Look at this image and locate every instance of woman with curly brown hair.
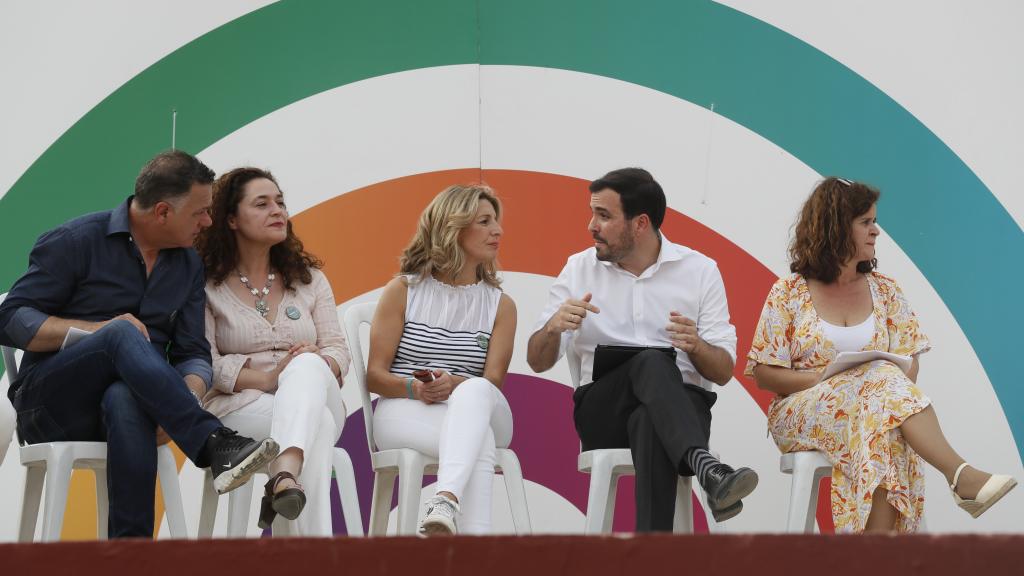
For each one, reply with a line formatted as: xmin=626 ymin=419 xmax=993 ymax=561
xmin=365 ymin=184 xmax=516 ymax=536
xmin=195 ymin=167 xmax=350 ymax=535
xmin=745 ymin=177 xmax=1015 ymax=533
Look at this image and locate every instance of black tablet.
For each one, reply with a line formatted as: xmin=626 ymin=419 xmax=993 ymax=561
xmin=592 ymin=344 xmax=677 ymax=381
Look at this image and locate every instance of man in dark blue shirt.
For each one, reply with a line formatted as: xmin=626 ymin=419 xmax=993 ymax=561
xmin=0 ymin=150 xmax=280 ymax=538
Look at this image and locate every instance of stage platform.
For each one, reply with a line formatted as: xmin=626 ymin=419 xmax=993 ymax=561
xmin=1 ymin=534 xmax=1019 ymax=575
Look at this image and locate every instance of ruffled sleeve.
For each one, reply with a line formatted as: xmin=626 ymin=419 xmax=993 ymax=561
xmin=877 ymin=273 xmax=931 ymax=357
xmin=744 ymin=277 xmax=797 ymax=377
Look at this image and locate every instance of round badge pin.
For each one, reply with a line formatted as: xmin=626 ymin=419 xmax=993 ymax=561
xmin=475 ymin=333 xmax=490 ymax=350
xmin=285 ymin=305 xmax=302 ymax=320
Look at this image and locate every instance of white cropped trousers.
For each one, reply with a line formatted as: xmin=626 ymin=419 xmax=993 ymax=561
xmin=230 ymin=352 xmax=345 ymax=536
xmin=373 ymin=377 xmax=513 ymax=534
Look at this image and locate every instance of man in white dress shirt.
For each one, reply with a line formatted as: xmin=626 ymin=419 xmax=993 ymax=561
xmin=527 ymin=168 xmax=758 ymax=530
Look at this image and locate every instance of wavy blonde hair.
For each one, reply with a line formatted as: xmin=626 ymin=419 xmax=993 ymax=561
xmin=399 ymin=184 xmax=502 ymax=287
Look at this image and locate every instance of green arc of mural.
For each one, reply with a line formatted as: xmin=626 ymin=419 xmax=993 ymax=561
xmin=1 ymin=0 xmax=1020 ymax=455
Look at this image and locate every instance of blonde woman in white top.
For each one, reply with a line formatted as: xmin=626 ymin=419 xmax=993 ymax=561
xmin=195 ymin=167 xmax=350 ymax=535
xmin=366 ymin=184 xmax=517 ymax=535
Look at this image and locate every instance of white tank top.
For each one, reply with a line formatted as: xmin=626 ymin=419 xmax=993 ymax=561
xmin=819 ymin=314 xmax=874 ymax=353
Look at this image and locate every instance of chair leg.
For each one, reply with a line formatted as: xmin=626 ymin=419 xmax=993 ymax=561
xmin=226 ymin=480 xmax=255 ymax=538
xmin=396 ymin=452 xmax=425 ymax=536
xmin=786 ymin=454 xmax=820 ymax=533
xmin=332 ymin=448 xmax=364 ymax=537
xmin=94 ymin=469 xmax=109 ymax=540
xmin=18 ymin=465 xmax=45 ymax=542
xmin=672 ymin=476 xmax=694 ymax=534
xmin=369 ymin=470 xmax=397 ymax=536
xmin=157 ymin=445 xmax=187 ymax=539
xmin=496 ymin=450 xmax=532 ymax=535
xmin=271 ymin=512 xmax=292 ymax=537
xmin=602 ymin=471 xmax=623 ymax=533
xmin=583 ymin=456 xmax=615 ymax=534
xmin=694 ymin=481 xmax=719 ymax=533
xmin=197 ymin=471 xmax=219 ymax=538
xmin=809 ymin=465 xmax=832 ymax=532
xmin=40 ymin=445 xmax=74 ymax=542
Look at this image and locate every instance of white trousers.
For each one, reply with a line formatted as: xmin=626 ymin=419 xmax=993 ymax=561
xmin=229 ymin=352 xmax=345 ymax=536
xmin=373 ymin=377 xmax=513 ymax=534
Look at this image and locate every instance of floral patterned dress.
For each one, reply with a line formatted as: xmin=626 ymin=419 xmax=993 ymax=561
xmin=745 ymin=272 xmax=931 ymax=532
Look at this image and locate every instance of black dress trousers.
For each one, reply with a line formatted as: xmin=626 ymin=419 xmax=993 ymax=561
xmin=573 ymin=349 xmax=717 ymax=532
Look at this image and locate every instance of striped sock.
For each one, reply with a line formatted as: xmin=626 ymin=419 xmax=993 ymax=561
xmin=685 ymin=447 xmax=721 ymax=488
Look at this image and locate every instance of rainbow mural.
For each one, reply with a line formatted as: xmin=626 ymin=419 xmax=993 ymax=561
xmin=1 ymin=0 xmax=1020 ymax=537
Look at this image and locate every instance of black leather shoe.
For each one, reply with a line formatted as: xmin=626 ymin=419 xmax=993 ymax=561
xmin=205 ymin=428 xmax=280 ymax=494
xmin=703 ymin=464 xmax=758 ymax=510
xmin=710 ymin=499 xmax=743 ymax=523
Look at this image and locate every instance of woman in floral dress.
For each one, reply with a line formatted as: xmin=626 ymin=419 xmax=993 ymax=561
xmin=746 ymin=177 xmax=1015 ymax=533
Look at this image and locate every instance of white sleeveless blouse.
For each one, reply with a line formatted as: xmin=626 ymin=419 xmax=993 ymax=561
xmin=389 ymin=275 xmax=501 ymax=379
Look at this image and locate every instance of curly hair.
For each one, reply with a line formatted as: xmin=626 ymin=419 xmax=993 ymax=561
xmin=398 ymin=184 xmax=502 ymax=287
xmin=195 ymin=167 xmax=322 ymax=290
xmin=789 ymin=177 xmax=880 ymax=284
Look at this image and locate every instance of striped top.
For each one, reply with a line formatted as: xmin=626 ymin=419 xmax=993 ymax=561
xmin=389 ymin=274 xmax=501 ymax=379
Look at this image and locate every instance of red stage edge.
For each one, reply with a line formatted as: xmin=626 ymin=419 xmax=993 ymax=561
xmin=0 ymin=534 xmax=1019 ymax=575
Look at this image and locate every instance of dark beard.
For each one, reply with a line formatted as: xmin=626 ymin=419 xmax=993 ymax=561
xmin=594 ymin=230 xmax=634 ymax=262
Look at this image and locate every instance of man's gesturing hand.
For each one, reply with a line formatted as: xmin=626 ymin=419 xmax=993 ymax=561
xmin=667 ymin=311 xmax=702 ymax=353
xmin=546 ymin=293 xmax=600 ymax=334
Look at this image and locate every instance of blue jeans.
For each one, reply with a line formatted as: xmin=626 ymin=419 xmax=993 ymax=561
xmin=12 ymin=320 xmax=221 ymax=537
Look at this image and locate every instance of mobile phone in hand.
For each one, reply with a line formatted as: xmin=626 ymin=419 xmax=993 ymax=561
xmin=412 ymin=369 xmax=435 ymax=383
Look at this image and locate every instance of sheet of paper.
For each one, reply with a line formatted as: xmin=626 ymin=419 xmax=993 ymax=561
xmin=60 ymin=327 xmax=93 ymax=351
xmin=820 ymin=350 xmax=912 ymax=381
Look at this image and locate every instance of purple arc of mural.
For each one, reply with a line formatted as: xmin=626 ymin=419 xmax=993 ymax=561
xmin=327 ymin=374 xmax=709 ymax=535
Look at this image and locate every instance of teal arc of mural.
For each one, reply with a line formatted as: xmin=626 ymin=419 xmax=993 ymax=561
xmin=1 ymin=0 xmax=1020 ymax=456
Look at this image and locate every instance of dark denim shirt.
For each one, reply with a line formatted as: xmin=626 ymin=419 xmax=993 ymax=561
xmin=0 ymin=197 xmax=212 ymax=396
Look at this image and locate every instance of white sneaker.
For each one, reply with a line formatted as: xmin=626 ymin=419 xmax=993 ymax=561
xmin=419 ymin=494 xmax=460 ymax=536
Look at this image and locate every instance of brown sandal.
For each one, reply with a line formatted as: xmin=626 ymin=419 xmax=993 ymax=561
xmin=258 ymin=471 xmax=306 ymax=529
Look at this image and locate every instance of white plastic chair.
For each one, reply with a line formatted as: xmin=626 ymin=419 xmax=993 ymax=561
xmin=196 ymin=412 xmax=363 ymax=538
xmin=343 ymin=301 xmax=532 ymax=536
xmin=779 ymin=450 xmax=832 ymax=533
xmin=16 ymin=440 xmax=186 ymax=541
xmin=0 ymin=291 xmax=187 ymax=541
xmin=565 ymin=346 xmax=715 ymax=533
xmin=0 ymin=356 xmax=15 ymax=467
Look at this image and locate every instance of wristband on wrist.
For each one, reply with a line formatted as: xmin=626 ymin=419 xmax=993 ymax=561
xmin=405 ymin=376 xmax=415 ymax=399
